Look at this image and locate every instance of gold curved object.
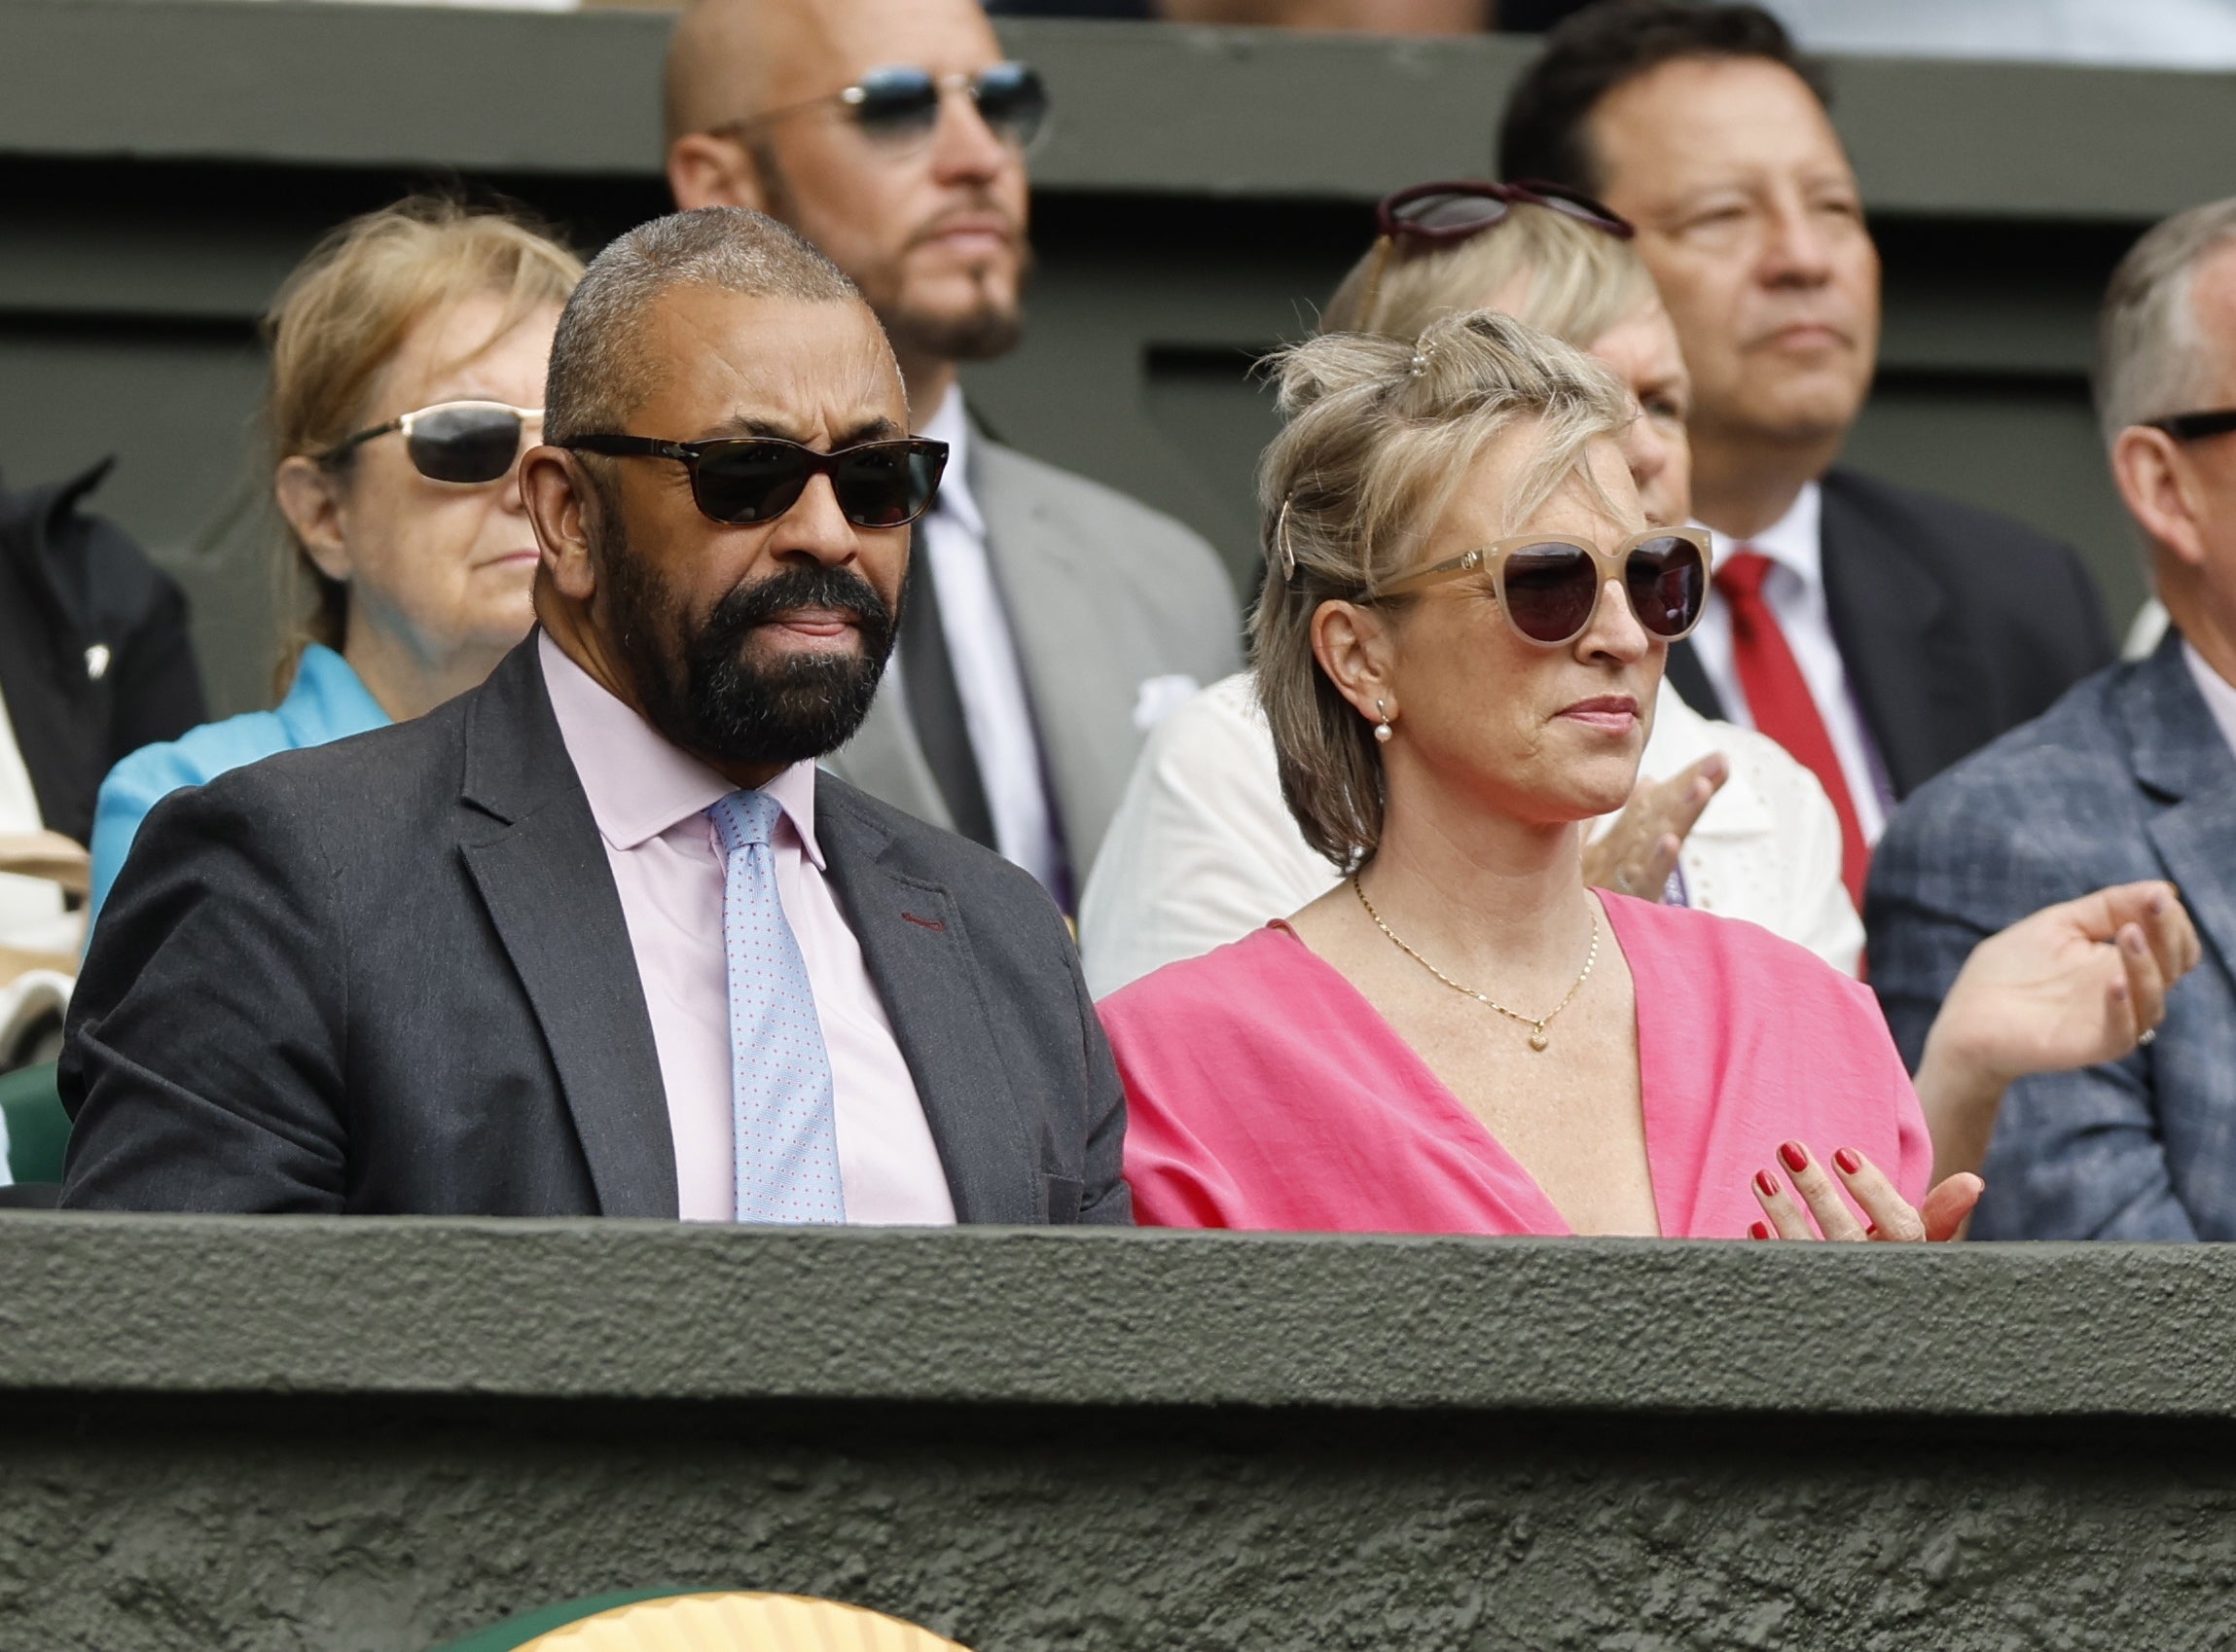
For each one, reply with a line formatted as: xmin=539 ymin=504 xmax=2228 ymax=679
xmin=521 ymin=1593 xmax=969 ymax=1652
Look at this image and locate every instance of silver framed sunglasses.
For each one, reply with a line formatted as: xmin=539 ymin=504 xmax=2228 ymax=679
xmin=709 ymin=61 xmax=1050 ymax=155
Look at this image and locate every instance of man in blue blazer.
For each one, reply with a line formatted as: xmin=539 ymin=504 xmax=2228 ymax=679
xmin=1869 ymin=198 xmax=2236 ymax=1239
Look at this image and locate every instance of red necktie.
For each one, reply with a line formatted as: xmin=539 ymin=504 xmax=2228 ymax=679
xmin=1714 ymin=550 xmax=1870 ymax=912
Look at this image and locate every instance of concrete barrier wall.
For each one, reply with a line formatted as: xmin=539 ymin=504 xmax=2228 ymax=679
xmin=0 ymin=1216 xmax=2232 ymax=1649
xmin=3 ymin=0 xmax=2226 ymax=713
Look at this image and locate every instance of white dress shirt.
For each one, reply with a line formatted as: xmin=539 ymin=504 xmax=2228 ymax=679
xmin=1076 ymin=670 xmax=1861 ymax=998
xmin=2184 ymin=640 xmax=2236 ymax=761
xmin=539 ymin=634 xmax=956 ymax=1226
xmin=914 ymin=387 xmax=1068 ymax=895
xmin=1688 ymin=482 xmax=1893 ymax=846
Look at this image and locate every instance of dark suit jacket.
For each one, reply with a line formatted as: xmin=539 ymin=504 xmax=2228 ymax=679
xmin=1867 ymin=633 xmax=2236 ymax=1239
xmin=59 ymin=637 xmax=1131 ymax=1223
xmin=1663 ymin=468 xmax=2113 ymax=800
xmin=0 ymin=459 xmax=206 ymax=844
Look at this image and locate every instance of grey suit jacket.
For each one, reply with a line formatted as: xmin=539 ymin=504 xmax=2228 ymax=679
xmin=59 ymin=636 xmax=1132 ymax=1223
xmin=1867 ymin=632 xmax=2236 ymax=1239
xmin=823 ymin=433 xmax=1242 ymax=879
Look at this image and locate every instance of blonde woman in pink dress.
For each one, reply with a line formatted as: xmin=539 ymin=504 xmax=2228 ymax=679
xmin=1099 ymin=309 xmax=1974 ymax=1242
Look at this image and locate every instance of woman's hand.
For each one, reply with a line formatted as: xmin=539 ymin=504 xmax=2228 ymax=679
xmin=1583 ymin=753 xmax=1727 ymax=902
xmin=1747 ymin=1139 xmax=1981 ymax=1242
xmin=1914 ymin=880 xmax=2200 ymax=1184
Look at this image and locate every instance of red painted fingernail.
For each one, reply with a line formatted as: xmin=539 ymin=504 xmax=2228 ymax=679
xmin=1864 ymin=1222 xmax=1878 ymax=1238
xmin=1754 ymin=1169 xmax=1780 ymax=1199
xmin=1779 ymin=1140 xmax=1808 ymax=1173
xmin=1834 ymin=1147 xmax=1861 ymax=1175
xmin=1749 ymin=1221 xmax=1772 ymax=1240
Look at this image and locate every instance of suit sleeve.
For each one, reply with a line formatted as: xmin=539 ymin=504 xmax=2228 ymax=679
xmin=1867 ymin=772 xmax=2199 ymax=1240
xmin=60 ymin=775 xmax=351 ymax=1212
xmin=1063 ymin=925 xmax=1134 ymax=1226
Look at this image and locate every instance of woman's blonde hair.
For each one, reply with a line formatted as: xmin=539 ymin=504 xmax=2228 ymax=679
xmin=263 ymin=195 xmax=583 ymax=689
xmin=1321 ymin=200 xmax=1657 ymax=355
xmin=1253 ymin=309 xmax=1633 ymax=870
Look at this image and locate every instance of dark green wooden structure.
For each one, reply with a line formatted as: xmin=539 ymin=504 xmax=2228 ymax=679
xmin=3 ymin=0 xmax=2223 ymax=713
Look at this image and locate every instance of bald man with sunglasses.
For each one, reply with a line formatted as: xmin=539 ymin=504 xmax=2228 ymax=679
xmin=60 ymin=208 xmax=1131 ymax=1224
xmin=666 ymin=0 xmax=1241 ymax=910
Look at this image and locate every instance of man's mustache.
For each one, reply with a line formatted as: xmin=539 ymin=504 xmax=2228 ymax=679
xmin=715 ymin=564 xmax=894 ymax=636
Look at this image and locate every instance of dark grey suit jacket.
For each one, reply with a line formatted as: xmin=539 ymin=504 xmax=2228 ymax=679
xmin=1868 ymin=633 xmax=2236 ymax=1239
xmin=59 ymin=637 xmax=1131 ymax=1223
xmin=1663 ymin=468 xmax=2113 ymax=800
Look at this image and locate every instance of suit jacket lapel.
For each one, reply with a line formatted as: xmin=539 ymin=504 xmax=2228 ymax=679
xmin=814 ymin=783 xmax=1039 ymax=1223
xmin=456 ymin=640 xmax=677 ymax=1218
xmin=1662 ymin=640 xmax=1726 ymax=722
xmin=2130 ymin=637 xmax=2236 ymax=984
xmin=1820 ymin=476 xmax=1960 ymax=797
xmin=821 ymin=678 xmax=956 ymax=833
xmin=973 ymin=440 xmax=1115 ymax=872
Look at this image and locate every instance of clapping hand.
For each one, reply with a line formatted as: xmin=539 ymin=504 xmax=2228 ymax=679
xmin=1925 ymin=880 xmax=2199 ymax=1090
xmin=1583 ymin=753 xmax=1727 ymax=902
xmin=1913 ymin=880 xmax=2200 ymax=1188
xmin=1747 ymin=1139 xmax=1982 ymax=1242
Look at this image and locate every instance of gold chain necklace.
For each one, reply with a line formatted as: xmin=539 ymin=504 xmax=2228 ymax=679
xmin=1351 ymin=876 xmax=1599 ymax=1053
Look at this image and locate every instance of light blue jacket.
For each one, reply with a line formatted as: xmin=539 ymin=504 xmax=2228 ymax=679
xmin=88 ymin=644 xmax=389 ymax=924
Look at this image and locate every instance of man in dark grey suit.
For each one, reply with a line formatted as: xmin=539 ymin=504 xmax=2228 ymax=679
xmin=666 ymin=0 xmax=1242 ymax=908
xmin=61 ymin=207 xmax=1129 ymax=1224
xmin=1499 ymin=1 xmax=2111 ymax=910
xmin=1870 ymin=198 xmax=2236 ymax=1239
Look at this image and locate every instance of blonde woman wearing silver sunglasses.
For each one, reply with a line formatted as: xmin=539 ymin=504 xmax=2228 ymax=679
xmin=87 ymin=198 xmax=580 ymax=921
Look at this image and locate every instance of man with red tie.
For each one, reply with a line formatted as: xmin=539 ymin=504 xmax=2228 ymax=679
xmin=1499 ymin=1 xmax=2113 ymax=909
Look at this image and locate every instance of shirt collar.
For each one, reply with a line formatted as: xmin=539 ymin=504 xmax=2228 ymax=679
xmin=2182 ymin=638 xmax=2236 ymax=762
xmin=536 ymin=630 xmax=825 ymax=869
xmin=919 ymin=382 xmax=984 ymax=540
xmin=1702 ymin=480 xmax=1823 ymax=593
xmin=277 ymin=643 xmax=391 ymax=743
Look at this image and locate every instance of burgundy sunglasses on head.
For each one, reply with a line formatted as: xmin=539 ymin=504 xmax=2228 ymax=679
xmin=1374 ymin=179 xmax=1636 ymax=246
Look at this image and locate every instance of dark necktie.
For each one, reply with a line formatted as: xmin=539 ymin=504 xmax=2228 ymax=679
xmin=897 ymin=521 xmax=999 ymax=850
xmin=1714 ymin=550 xmax=1870 ymax=912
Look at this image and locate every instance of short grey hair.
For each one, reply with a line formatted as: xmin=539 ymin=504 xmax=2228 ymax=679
xmin=1253 ymin=309 xmax=1635 ymax=870
xmin=546 ymin=206 xmax=860 ymax=444
xmin=2095 ymin=197 xmax=2236 ymax=448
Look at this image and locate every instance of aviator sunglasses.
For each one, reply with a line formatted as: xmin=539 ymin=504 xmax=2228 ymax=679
xmin=560 ymin=434 xmax=949 ymax=529
xmin=712 ymin=61 xmax=1050 ymax=155
xmin=1368 ymin=526 xmax=1712 ymax=647
xmin=318 ymin=400 xmax=541 ymax=485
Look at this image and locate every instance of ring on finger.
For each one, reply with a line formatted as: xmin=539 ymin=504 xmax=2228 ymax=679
xmin=2139 ymin=1026 xmax=2158 ymax=1048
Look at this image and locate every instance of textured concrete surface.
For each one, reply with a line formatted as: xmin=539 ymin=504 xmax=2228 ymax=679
xmin=0 ymin=1220 xmax=2230 ymax=1649
xmin=0 ymin=1216 xmax=2234 ymax=1416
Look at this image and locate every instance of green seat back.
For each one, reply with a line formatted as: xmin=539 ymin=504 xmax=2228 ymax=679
xmin=0 ymin=1062 xmax=67 ymax=1185
xmin=428 ymin=1591 xmax=684 ymax=1652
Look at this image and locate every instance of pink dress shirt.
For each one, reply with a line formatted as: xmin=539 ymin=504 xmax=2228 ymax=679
xmin=538 ymin=634 xmax=956 ymax=1224
xmin=1100 ymin=893 xmax=1930 ymax=1237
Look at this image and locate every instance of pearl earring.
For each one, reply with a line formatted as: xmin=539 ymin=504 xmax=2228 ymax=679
xmin=1374 ymin=699 xmax=1394 ymax=744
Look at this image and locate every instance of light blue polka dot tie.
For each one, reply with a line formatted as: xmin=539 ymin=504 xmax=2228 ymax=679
xmin=707 ymin=789 xmax=847 ymax=1225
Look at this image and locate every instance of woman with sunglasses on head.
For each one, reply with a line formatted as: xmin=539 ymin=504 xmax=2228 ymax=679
xmin=1098 ymin=310 xmax=1987 ymax=1240
xmin=1084 ymin=185 xmax=1862 ymax=994
xmin=86 ymin=197 xmax=582 ymax=921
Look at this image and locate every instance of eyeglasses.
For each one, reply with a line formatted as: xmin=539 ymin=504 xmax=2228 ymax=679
xmin=712 ymin=62 xmax=1050 ymax=156
xmin=318 ymin=401 xmax=542 ymax=485
xmin=1375 ymin=179 xmax=1635 ymax=246
xmin=560 ymin=434 xmax=949 ymax=529
xmin=1368 ymin=527 xmax=1712 ymax=647
xmin=2146 ymin=408 xmax=2236 ymax=442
